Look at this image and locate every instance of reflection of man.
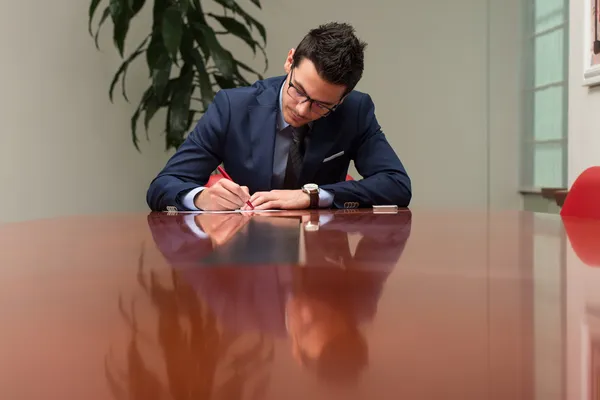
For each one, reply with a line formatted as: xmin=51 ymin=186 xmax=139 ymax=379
xmin=147 ymin=211 xmax=412 ymax=383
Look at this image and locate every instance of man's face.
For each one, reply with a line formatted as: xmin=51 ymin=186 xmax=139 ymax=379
xmin=282 ymin=53 xmax=347 ymax=127
xmin=286 ymin=294 xmax=346 ymax=361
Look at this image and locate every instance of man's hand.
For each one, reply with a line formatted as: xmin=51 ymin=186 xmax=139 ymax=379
xmin=194 ymin=213 xmax=252 ymax=246
xmin=242 ymin=189 xmax=310 ymax=210
xmin=195 ymin=179 xmax=251 ymax=211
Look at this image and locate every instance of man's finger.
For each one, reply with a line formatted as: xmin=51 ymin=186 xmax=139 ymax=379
xmin=249 ymin=191 xmax=268 ymax=203
xmin=212 ymin=185 xmax=248 ymax=208
xmin=211 ymin=191 xmax=242 ymax=210
xmin=219 ymin=179 xmax=251 ymax=201
xmin=255 ymin=200 xmax=280 ymax=210
xmin=249 ymin=193 xmax=268 ymax=207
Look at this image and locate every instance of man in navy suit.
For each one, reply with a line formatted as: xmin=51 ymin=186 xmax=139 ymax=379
xmin=146 ymin=22 xmax=411 ymax=211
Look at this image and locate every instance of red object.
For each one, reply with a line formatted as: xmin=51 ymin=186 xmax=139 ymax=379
xmin=562 ymin=217 xmax=600 ymax=267
xmin=216 ymin=166 xmax=255 ymax=210
xmin=560 ymin=166 xmax=600 ymax=219
xmin=207 ymin=173 xmax=354 ymax=187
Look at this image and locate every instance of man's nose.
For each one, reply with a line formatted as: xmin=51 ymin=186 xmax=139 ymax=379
xmin=296 ymin=100 xmax=311 ymax=117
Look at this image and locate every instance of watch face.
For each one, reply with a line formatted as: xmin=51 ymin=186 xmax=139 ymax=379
xmin=304 ymin=183 xmax=318 ymax=191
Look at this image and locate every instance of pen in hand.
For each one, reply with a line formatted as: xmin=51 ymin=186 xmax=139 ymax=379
xmin=217 ymin=166 xmax=255 ymax=210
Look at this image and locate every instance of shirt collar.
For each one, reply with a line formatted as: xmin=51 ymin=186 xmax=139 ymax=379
xmin=278 ymin=78 xmax=289 ymax=131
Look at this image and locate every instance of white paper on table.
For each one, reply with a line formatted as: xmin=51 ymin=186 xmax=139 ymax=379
xmin=163 ymin=209 xmax=284 ymax=214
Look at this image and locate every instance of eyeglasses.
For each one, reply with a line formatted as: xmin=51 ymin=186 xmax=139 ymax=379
xmin=287 ymin=69 xmax=339 ymax=116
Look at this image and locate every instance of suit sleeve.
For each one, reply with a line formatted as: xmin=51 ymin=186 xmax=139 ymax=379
xmin=146 ymin=90 xmax=230 ymax=211
xmin=320 ymin=94 xmax=412 ymax=208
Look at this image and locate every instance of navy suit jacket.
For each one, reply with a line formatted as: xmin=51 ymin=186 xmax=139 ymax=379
xmin=146 ymin=76 xmax=412 ymax=211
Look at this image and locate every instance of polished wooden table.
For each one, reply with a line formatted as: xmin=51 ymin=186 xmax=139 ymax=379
xmin=0 ymin=209 xmax=599 ymax=399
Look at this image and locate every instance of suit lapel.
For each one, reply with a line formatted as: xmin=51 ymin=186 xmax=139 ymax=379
xmin=248 ymin=77 xmax=285 ymax=191
xmin=299 ymin=118 xmax=341 ymax=185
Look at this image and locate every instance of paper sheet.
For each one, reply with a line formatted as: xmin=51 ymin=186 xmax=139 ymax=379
xmin=164 ymin=209 xmax=284 ymax=214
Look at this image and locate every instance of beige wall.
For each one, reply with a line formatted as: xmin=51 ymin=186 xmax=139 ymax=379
xmin=0 ymin=0 xmax=523 ymax=223
xmin=568 ymin=0 xmax=600 ymax=184
xmin=251 ymin=0 xmax=522 ymax=211
xmin=0 ymin=3 xmax=172 ymax=223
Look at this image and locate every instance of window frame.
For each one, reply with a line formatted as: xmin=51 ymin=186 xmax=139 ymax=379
xmin=520 ymin=0 xmax=569 ymax=190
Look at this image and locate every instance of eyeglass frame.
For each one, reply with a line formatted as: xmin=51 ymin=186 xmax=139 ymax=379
xmin=286 ymin=67 xmax=345 ymax=116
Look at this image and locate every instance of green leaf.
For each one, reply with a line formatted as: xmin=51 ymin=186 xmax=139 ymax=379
xmin=131 ymin=0 xmax=146 ymax=14
xmin=235 ymin=59 xmax=263 ymax=80
xmin=144 ymin=95 xmax=159 ymax=134
xmin=146 ymin=33 xmax=172 ymax=100
xmin=109 ymin=0 xmax=132 ymax=57
xmin=179 ymin=26 xmax=195 ymax=63
xmin=131 ymin=86 xmax=155 ymax=151
xmin=146 ymin=32 xmax=164 ymax=71
xmin=88 ymin=0 xmax=104 ymax=35
xmin=93 ymin=7 xmax=111 ymax=49
xmin=109 ymin=37 xmax=149 ymax=102
xmin=214 ymin=74 xmax=236 ymax=89
xmin=192 ymin=23 xmax=234 ymax=79
xmin=152 ymin=62 xmax=172 ymax=102
xmin=162 ymin=6 xmax=183 ymax=60
xmin=186 ymin=8 xmax=210 ymax=60
xmin=191 ymin=49 xmax=214 ymax=108
xmin=208 ymin=14 xmax=257 ymax=54
xmin=211 ymin=0 xmax=266 ymax=44
xmin=169 ymin=63 xmax=195 ymax=136
xmin=152 ymin=0 xmax=169 ymax=31
xmin=243 ymin=14 xmax=266 ymax=45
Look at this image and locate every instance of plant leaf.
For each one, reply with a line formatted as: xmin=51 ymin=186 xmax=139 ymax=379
xmin=131 ymin=86 xmax=155 ymax=151
xmin=211 ymin=0 xmax=266 ymax=44
xmin=169 ymin=63 xmax=194 ymax=137
xmin=249 ymin=0 xmax=261 ymax=8
xmin=179 ymin=26 xmax=195 ymax=63
xmin=192 ymin=23 xmax=234 ymax=79
xmin=162 ymin=5 xmax=183 ymax=60
xmin=235 ymin=59 xmax=263 ymax=80
xmin=131 ymin=0 xmax=146 ymax=14
xmin=213 ymin=74 xmax=236 ymax=89
xmin=144 ymin=94 xmax=159 ymax=135
xmin=186 ymin=8 xmax=210 ymax=61
xmin=208 ymin=14 xmax=257 ymax=54
xmin=88 ymin=0 xmax=104 ymax=35
xmin=93 ymin=7 xmax=111 ymax=49
xmin=243 ymin=14 xmax=266 ymax=45
xmin=109 ymin=37 xmax=149 ymax=102
xmin=191 ymin=49 xmax=214 ymax=108
xmin=109 ymin=0 xmax=132 ymax=57
xmin=147 ymin=33 xmax=172 ymax=100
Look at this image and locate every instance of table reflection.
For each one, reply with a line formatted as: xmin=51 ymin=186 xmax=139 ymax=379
xmin=101 ymin=211 xmax=413 ymax=399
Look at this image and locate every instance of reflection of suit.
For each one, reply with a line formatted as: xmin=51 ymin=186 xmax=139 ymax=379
xmin=147 ymin=211 xmax=412 ymax=335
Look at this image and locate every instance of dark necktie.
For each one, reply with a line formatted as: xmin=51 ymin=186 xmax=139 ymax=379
xmin=283 ymin=125 xmax=308 ymax=189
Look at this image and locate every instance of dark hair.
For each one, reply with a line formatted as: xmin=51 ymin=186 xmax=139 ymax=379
xmin=293 ymin=22 xmax=367 ymax=93
xmin=300 ymin=327 xmax=369 ymax=385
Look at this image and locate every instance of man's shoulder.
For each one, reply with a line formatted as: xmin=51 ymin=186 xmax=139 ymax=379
xmin=341 ymin=88 xmax=373 ymax=107
xmin=217 ymin=75 xmax=285 ymax=105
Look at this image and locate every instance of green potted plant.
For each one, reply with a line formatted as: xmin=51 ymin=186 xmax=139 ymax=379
xmin=88 ymin=0 xmax=268 ymax=151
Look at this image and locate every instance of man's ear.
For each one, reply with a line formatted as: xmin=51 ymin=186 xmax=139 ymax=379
xmin=284 ymin=48 xmax=295 ymax=74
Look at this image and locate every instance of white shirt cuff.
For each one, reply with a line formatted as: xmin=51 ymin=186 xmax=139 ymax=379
xmin=183 ymin=214 xmax=209 ymax=239
xmin=318 ymin=189 xmax=334 ymax=208
xmin=182 ymin=187 xmax=205 ymax=210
